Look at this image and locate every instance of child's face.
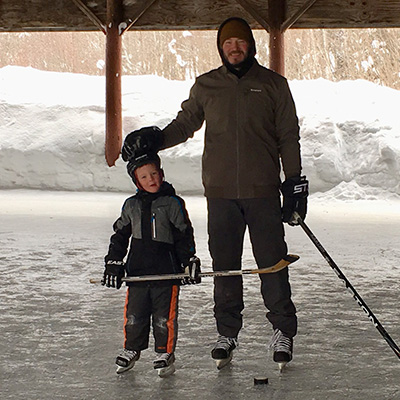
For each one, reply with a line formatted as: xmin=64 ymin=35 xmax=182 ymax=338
xmin=135 ymin=163 xmax=162 ymax=193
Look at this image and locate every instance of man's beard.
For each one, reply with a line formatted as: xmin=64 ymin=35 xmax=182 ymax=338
xmin=227 ymin=57 xmax=247 ymax=70
xmin=223 ymin=55 xmax=255 ymax=78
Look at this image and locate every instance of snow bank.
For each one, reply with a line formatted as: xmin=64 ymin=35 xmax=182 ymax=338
xmin=0 ymin=66 xmax=399 ymax=198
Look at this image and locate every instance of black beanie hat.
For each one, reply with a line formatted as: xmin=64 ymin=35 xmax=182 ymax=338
xmin=217 ymin=17 xmax=256 ymax=60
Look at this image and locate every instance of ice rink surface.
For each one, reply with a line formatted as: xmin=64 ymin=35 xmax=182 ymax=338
xmin=1 ymin=190 xmax=399 ymax=400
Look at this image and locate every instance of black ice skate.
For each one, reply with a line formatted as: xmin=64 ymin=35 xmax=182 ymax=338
xmin=115 ymin=349 xmax=140 ymax=374
xmin=211 ymin=335 xmax=237 ymax=369
xmin=153 ymin=352 xmax=176 ymax=378
xmin=270 ymin=329 xmax=293 ymax=372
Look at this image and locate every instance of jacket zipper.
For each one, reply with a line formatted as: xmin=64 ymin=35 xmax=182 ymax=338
xmin=236 ymin=82 xmax=240 ymax=198
xmin=151 ymin=212 xmax=156 ymax=239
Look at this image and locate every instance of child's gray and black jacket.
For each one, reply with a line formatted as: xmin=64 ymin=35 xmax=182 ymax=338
xmin=105 ymin=181 xmax=195 ymax=286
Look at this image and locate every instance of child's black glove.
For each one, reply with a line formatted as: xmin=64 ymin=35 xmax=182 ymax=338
xmin=102 ymin=260 xmax=125 ymax=289
xmin=181 ymin=256 xmax=201 ymax=285
xmin=281 ymin=175 xmax=309 ymax=226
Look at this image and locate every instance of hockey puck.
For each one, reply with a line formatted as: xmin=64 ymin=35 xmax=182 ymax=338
xmin=254 ymin=377 xmax=269 ymax=385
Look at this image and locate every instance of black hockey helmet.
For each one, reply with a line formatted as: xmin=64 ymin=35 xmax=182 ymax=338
xmin=126 ymin=152 xmax=163 ymax=185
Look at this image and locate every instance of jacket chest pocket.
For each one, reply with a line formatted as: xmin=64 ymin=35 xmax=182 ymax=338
xmin=151 ymin=207 xmax=174 ymax=244
xmin=242 ymin=87 xmax=275 ymax=122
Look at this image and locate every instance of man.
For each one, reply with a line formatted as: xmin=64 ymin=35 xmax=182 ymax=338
xmin=121 ymin=17 xmax=308 ymax=371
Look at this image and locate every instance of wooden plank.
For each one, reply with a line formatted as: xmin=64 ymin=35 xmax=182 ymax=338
xmin=122 ymin=0 xmax=158 ymax=34
xmin=71 ymin=0 xmax=106 ymax=33
xmin=235 ymin=0 xmax=271 ymax=32
xmin=286 ymin=0 xmax=400 ymax=28
xmin=0 ymin=0 xmax=107 ymax=31
xmin=282 ymin=0 xmax=318 ymax=31
xmin=1 ymin=0 xmax=400 ymax=31
xmin=125 ymin=0 xmax=252 ymax=30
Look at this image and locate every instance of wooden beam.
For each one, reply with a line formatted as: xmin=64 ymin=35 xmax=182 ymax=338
xmin=105 ymin=0 xmax=123 ymax=167
xmin=71 ymin=0 xmax=106 ymax=33
xmin=235 ymin=0 xmax=271 ymax=32
xmin=121 ymin=0 xmax=158 ymax=35
xmin=281 ymin=0 xmax=318 ymax=32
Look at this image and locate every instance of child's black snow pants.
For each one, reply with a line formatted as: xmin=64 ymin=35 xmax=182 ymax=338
xmin=123 ymin=284 xmax=180 ymax=353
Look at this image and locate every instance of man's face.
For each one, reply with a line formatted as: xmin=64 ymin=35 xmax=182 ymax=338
xmin=222 ymin=37 xmax=249 ymax=65
xmin=135 ymin=163 xmax=162 ymax=193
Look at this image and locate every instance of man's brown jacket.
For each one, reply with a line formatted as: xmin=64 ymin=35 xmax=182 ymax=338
xmin=161 ymin=60 xmax=302 ymax=199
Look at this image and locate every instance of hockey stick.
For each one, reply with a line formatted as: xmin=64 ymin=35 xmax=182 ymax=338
xmin=293 ymin=212 xmax=400 ymax=360
xmin=89 ymin=254 xmax=299 ymax=284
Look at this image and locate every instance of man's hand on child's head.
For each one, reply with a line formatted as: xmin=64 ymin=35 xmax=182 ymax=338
xmin=121 ymin=126 xmax=163 ymax=162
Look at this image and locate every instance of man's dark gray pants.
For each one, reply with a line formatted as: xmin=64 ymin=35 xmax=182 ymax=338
xmin=207 ymin=197 xmax=297 ymax=339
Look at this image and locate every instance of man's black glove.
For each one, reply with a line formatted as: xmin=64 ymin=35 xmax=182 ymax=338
xmin=281 ymin=175 xmax=309 ymax=226
xmin=181 ymin=256 xmax=201 ymax=285
xmin=121 ymin=126 xmax=164 ymax=162
xmin=102 ymin=260 xmax=125 ymax=289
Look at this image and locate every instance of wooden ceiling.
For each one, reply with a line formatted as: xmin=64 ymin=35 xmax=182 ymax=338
xmin=1 ymin=0 xmax=400 ymax=33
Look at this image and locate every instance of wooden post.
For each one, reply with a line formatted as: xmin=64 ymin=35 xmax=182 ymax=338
xmin=269 ymin=28 xmax=284 ymax=75
xmin=105 ymin=0 xmax=123 ymax=167
xmin=268 ymin=0 xmax=285 ymax=76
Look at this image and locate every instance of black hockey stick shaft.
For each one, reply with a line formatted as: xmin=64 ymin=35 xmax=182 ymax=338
xmin=294 ymin=213 xmax=400 ymax=360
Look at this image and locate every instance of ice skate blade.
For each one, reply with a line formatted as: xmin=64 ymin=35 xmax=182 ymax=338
xmin=278 ymin=361 xmax=288 ymax=372
xmin=157 ymin=363 xmax=176 ymax=378
xmin=215 ymin=353 xmax=233 ymax=370
xmin=116 ymin=364 xmax=134 ymax=374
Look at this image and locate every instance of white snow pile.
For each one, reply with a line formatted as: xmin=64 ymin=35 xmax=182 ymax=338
xmin=0 ymin=66 xmax=399 ymax=199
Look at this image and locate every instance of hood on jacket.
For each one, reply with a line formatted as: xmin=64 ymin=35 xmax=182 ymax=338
xmin=217 ymin=17 xmax=257 ymax=62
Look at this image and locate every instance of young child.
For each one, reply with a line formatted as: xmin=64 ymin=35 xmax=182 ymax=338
xmin=103 ymin=151 xmax=201 ymax=377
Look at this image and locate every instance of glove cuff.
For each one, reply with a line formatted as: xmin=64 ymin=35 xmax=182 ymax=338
xmin=106 ymin=260 xmax=124 ymax=267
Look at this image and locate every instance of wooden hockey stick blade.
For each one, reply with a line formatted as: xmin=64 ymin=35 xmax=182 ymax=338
xmin=243 ymin=254 xmax=299 ymax=275
xmin=89 ymin=254 xmax=299 ymax=284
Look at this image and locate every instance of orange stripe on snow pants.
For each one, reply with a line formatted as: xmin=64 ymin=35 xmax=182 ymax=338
xmin=166 ymin=285 xmax=179 ymax=353
xmin=123 ymin=288 xmax=130 ymax=348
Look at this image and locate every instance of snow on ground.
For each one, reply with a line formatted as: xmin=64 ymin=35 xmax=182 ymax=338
xmin=0 ymin=67 xmax=400 ymax=399
xmin=0 ymin=66 xmax=399 ymax=198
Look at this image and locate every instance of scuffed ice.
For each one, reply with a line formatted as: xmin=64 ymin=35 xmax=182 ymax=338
xmin=1 ymin=191 xmax=399 ymax=399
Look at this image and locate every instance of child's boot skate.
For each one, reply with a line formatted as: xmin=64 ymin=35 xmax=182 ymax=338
xmin=115 ymin=349 xmax=140 ymax=374
xmin=153 ymin=352 xmax=176 ymax=378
